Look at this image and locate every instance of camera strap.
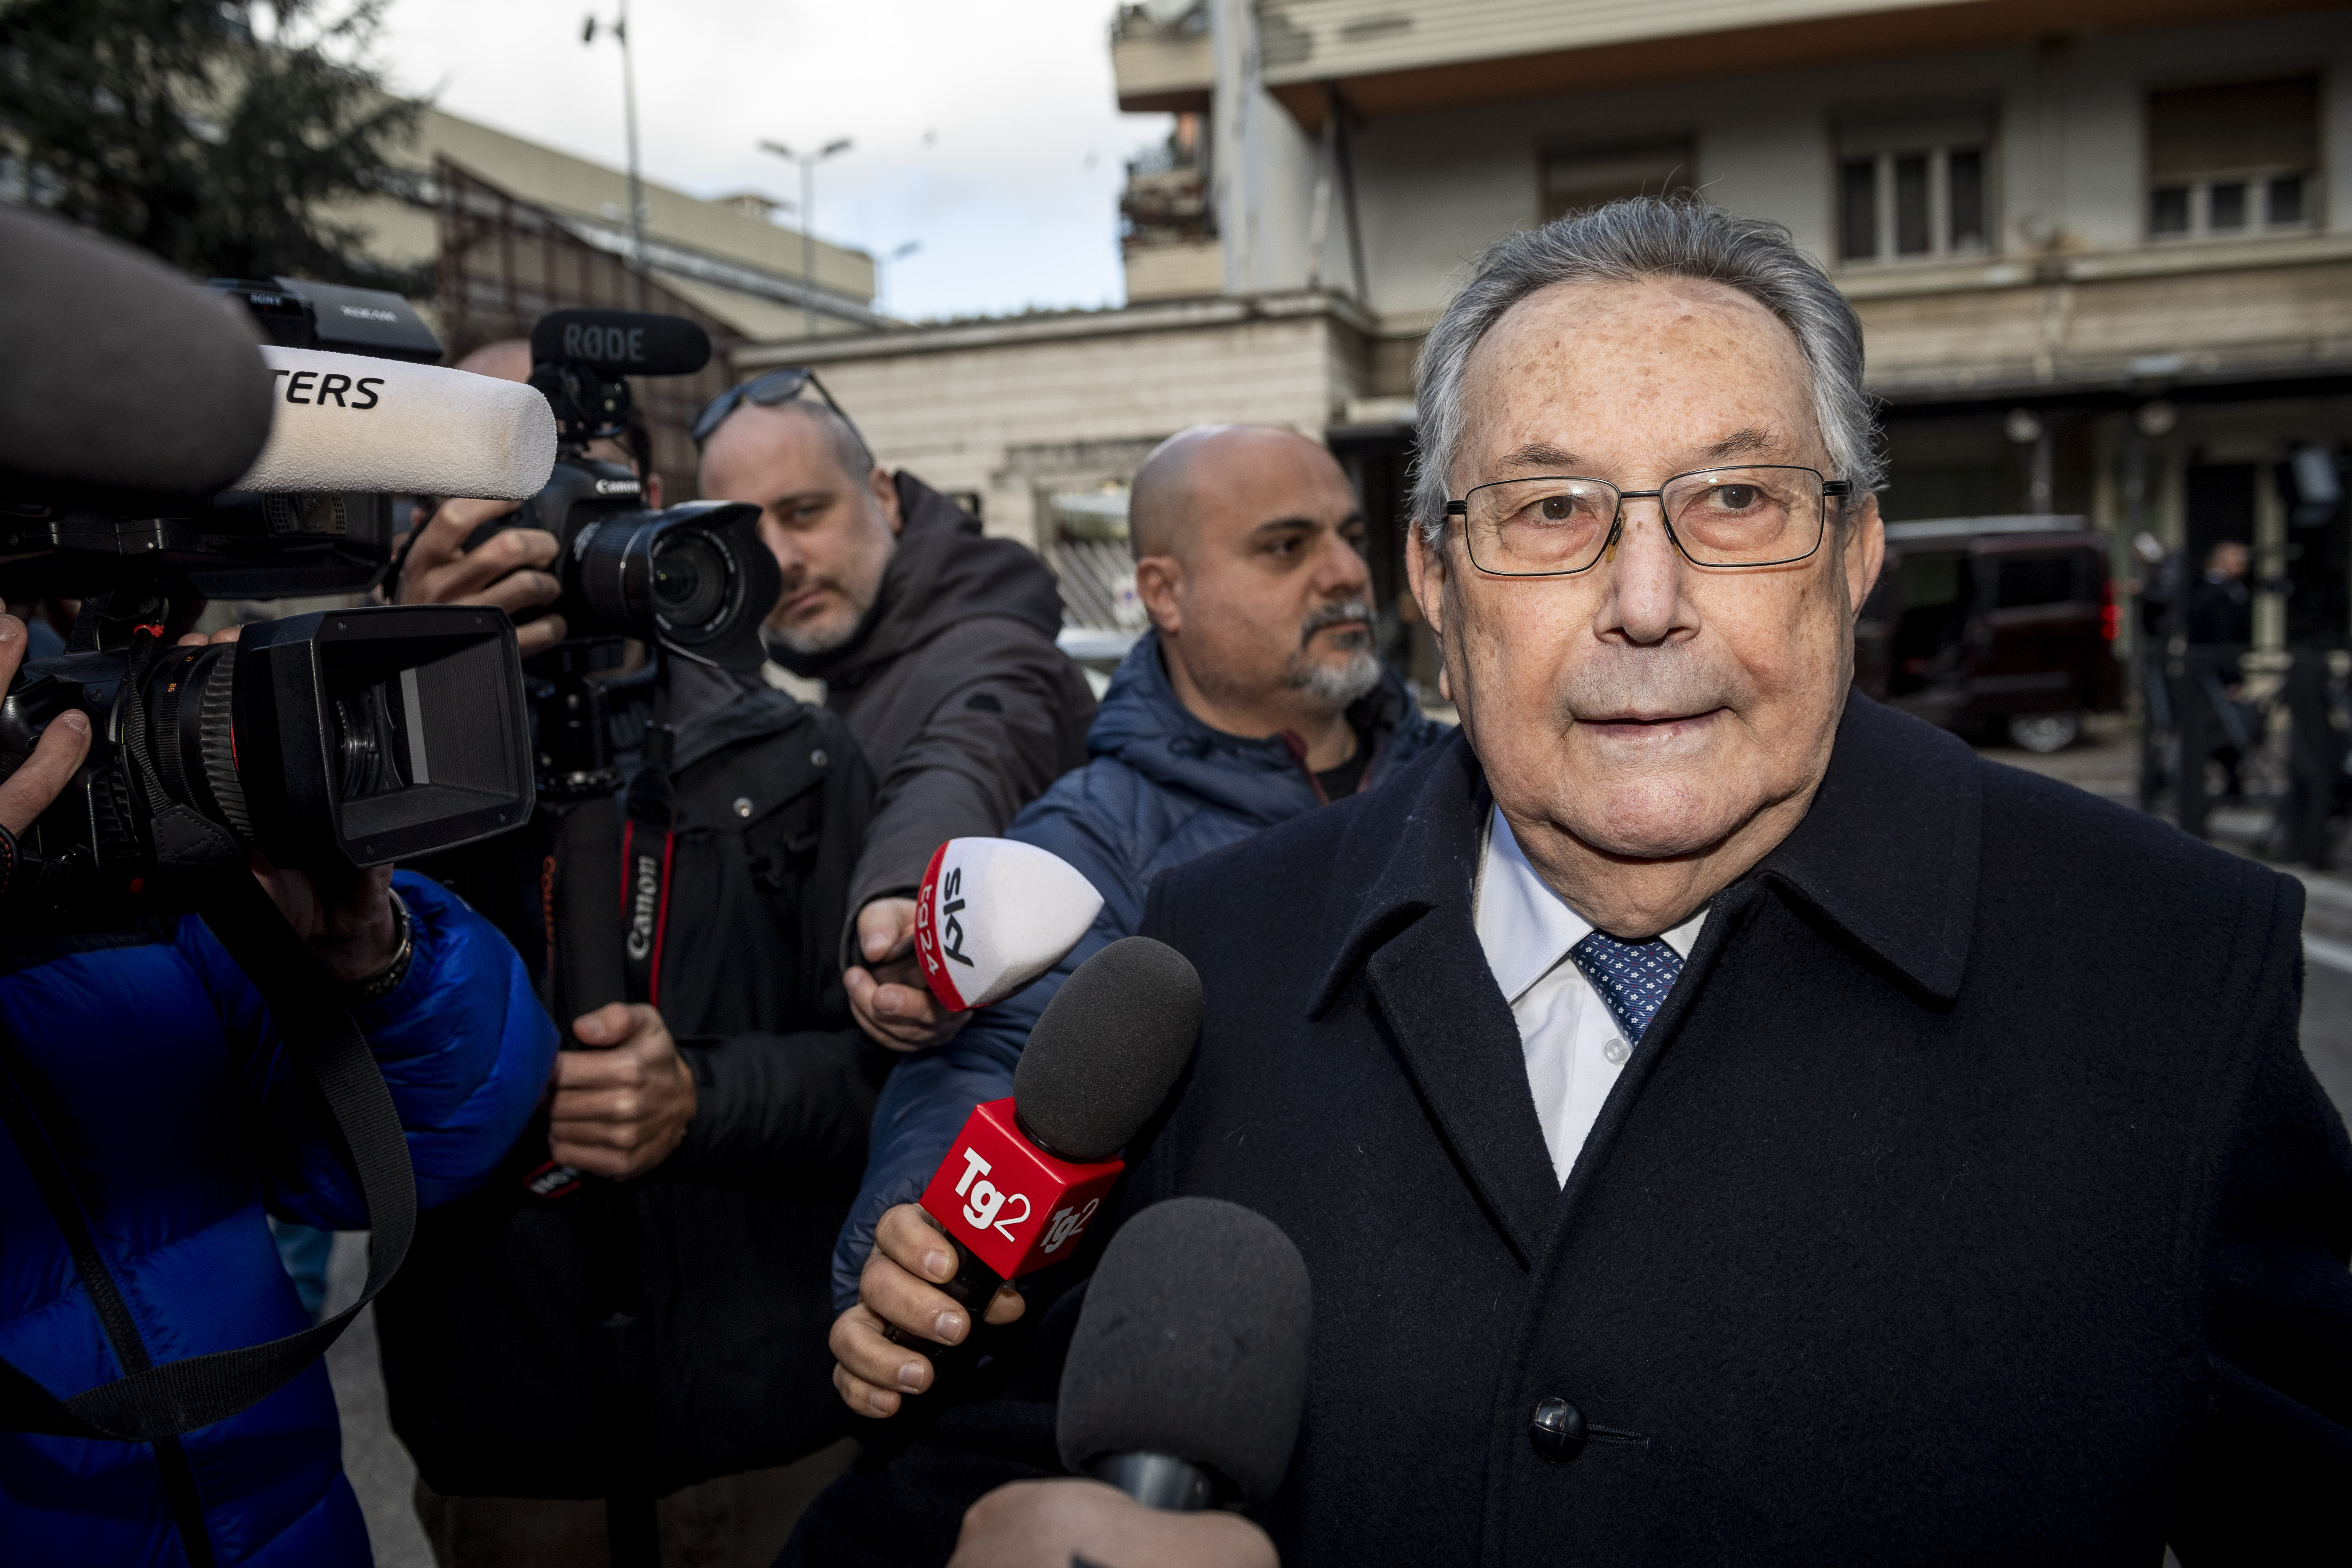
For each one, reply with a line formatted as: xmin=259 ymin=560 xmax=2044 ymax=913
xmin=620 ymin=724 xmax=679 ymax=1008
xmin=0 ymin=872 xmax=416 ymax=1441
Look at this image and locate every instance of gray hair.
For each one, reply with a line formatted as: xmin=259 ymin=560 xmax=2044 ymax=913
xmin=1411 ymin=198 xmax=1884 ymax=546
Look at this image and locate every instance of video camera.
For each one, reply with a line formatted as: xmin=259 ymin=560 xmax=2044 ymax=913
xmin=465 ymin=308 xmax=779 ymax=670
xmin=0 ymin=218 xmax=539 ymax=933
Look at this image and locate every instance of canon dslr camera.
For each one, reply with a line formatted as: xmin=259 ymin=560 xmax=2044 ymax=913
xmin=467 ymin=309 xmax=778 ymax=670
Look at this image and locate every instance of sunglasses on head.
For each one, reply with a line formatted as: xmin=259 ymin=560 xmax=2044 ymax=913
xmin=690 ymin=365 xmax=874 ymax=463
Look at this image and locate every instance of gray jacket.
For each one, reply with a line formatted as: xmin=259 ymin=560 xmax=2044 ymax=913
xmin=769 ymin=473 xmax=1095 ymax=958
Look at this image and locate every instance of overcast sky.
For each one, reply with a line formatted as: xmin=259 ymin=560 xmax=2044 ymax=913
xmin=376 ymin=0 xmax=1170 ymax=321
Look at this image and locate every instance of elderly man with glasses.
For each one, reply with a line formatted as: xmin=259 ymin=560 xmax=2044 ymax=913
xmin=783 ymin=199 xmax=2350 ymax=1568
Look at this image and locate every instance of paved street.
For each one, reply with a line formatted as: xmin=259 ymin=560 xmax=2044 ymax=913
xmin=322 ymin=1236 xmax=430 ymax=1568
xmin=1984 ymin=714 xmax=2352 ymax=1125
xmin=322 ymin=718 xmax=2352 ymax=1567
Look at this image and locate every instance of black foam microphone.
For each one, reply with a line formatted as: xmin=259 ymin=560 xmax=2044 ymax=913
xmin=0 ymin=205 xmax=275 ymax=500
xmin=1056 ymin=1198 xmax=1313 ymax=1511
xmin=887 ymin=938 xmax=1202 ymax=1353
xmin=528 ymin=310 xmax=711 ymax=377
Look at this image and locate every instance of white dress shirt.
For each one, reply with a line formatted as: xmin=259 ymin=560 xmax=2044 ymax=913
xmin=1473 ymin=806 xmax=1707 ymax=1186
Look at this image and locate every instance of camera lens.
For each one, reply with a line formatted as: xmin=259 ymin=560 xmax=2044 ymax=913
xmin=558 ymin=498 xmax=776 ymax=667
xmin=650 ymin=533 xmax=728 ymax=628
xmin=330 ymin=686 xmax=406 ymax=801
xmin=149 ymin=641 xmax=250 ymax=843
xmin=572 ymin=510 xmax=744 ymax=644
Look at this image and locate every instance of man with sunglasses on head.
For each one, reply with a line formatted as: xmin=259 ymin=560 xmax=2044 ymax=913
xmin=378 ymin=337 xmax=888 ymax=1567
xmin=693 ymin=370 xmax=1094 ymax=1053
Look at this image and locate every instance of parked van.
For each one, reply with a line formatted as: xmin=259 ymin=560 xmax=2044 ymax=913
xmin=1854 ymin=516 xmax=2123 ymax=752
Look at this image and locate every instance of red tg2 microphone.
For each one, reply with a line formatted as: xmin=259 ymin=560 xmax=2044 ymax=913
xmin=888 ymin=936 xmax=1203 ymax=1348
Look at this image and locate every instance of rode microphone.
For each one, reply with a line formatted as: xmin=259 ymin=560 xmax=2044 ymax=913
xmin=234 ymin=346 xmax=558 ymax=501
xmin=528 ymin=310 xmax=709 ymax=449
xmin=1057 ymin=1198 xmax=1312 ymax=1511
xmin=528 ymin=309 xmax=712 ymax=378
xmin=915 ymin=838 xmax=1105 ymax=1011
xmin=888 ymin=937 xmax=1202 ymax=1352
xmin=0 ymin=204 xmax=275 ymax=501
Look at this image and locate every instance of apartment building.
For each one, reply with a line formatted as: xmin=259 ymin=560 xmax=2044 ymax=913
xmin=744 ymin=1 xmax=2352 ymax=653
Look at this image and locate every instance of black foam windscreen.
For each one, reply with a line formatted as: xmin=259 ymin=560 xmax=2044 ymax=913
xmin=1056 ymin=1198 xmax=1313 ymax=1505
xmin=529 ymin=310 xmax=711 ymax=376
xmin=1013 ymin=936 xmax=1202 ymax=1164
xmin=0 ymin=205 xmax=274 ymax=498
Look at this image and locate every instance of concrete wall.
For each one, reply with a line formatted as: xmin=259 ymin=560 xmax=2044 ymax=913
xmin=1127 ymin=239 xmax=1226 ymax=301
xmin=771 ymin=308 xmax=1363 ymax=549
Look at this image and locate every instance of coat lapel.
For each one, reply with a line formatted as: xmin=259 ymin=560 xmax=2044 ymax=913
xmin=1315 ymin=735 xmax=1558 ymax=1266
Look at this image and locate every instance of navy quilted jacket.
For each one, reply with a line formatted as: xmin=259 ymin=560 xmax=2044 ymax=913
xmin=0 ymin=874 xmax=556 ymax=1565
xmin=831 ymin=633 xmax=1446 ymax=1307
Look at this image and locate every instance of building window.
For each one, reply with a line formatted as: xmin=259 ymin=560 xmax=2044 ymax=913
xmin=2147 ymin=75 xmax=2319 ymax=240
xmin=1540 ymin=136 xmax=1694 ymax=222
xmin=1835 ymin=109 xmax=1993 ymax=264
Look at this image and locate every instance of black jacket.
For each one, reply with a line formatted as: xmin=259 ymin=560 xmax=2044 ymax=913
xmin=2187 ymin=572 xmax=2253 ymax=646
xmin=768 ymin=473 xmax=1095 ymax=953
xmin=789 ymin=695 xmax=2352 ymax=1566
xmin=378 ymin=670 xmax=888 ymax=1497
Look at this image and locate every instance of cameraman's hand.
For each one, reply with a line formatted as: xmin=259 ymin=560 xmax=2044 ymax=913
xmin=950 ymin=1480 xmax=1279 ymax=1568
xmin=252 ymin=849 xmax=401 ymax=983
xmin=830 ymin=1202 xmax=1024 ymax=1417
xmin=553 ymin=1003 xmax=698 ymax=1179
xmin=846 ymin=896 xmax=971 ymax=1052
xmin=163 ymin=626 xmax=403 ymax=980
xmin=401 ymin=497 xmax=567 ymax=655
xmin=0 ymin=615 xmax=91 ymax=837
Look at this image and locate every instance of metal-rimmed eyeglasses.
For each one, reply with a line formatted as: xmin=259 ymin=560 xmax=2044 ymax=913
xmin=690 ymin=365 xmax=874 ymax=462
xmin=1442 ymin=466 xmax=1852 ymax=576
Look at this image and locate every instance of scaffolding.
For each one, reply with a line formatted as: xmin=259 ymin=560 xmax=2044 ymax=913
xmin=433 ymin=158 xmax=743 ymax=504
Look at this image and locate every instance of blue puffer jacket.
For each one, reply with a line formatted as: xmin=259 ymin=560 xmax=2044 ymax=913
xmin=0 ymin=873 xmax=557 ymax=1566
xmin=832 ymin=634 xmax=1447 ymax=1307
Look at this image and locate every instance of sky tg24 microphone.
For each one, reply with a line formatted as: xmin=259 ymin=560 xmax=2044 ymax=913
xmin=915 ymin=837 xmax=1105 ymax=1011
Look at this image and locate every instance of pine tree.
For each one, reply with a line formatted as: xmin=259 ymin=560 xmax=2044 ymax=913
xmin=0 ymin=0 xmax=422 ymax=288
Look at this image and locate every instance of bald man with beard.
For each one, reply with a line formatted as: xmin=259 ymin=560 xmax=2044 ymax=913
xmin=821 ymin=423 xmax=1448 ymax=1418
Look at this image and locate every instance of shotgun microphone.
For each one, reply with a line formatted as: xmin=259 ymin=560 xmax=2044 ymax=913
xmin=235 ymin=346 xmax=558 ymax=500
xmin=0 ymin=204 xmax=275 ymax=501
xmin=528 ymin=309 xmax=711 ymax=378
xmin=915 ymin=837 xmax=1105 ymax=1011
xmin=887 ymin=937 xmax=1201 ymax=1354
xmin=1057 ymin=1198 xmax=1312 ymax=1511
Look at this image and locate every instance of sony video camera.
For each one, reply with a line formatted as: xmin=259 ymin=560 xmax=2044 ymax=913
xmin=470 ymin=309 xmax=779 ymax=670
xmin=0 ymin=251 xmax=538 ymax=934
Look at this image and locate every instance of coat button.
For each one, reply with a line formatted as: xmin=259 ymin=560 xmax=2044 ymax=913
xmin=1530 ymin=1396 xmax=1586 ymax=1462
xmin=733 ymin=796 xmax=754 ymax=817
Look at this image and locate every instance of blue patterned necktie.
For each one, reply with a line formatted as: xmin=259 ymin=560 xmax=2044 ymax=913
xmin=1568 ymin=931 xmax=1685 ymax=1044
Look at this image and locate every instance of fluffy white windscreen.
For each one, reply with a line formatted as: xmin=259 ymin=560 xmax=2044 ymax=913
xmin=921 ymin=838 xmax=1107 ymax=1010
xmin=231 ymin=346 xmax=557 ymax=499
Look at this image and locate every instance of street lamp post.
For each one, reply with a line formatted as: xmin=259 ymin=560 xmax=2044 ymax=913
xmin=583 ymin=2 xmax=648 ymax=305
xmin=877 ymin=239 xmax=920 ymax=318
xmin=759 ymin=137 xmax=852 ymax=338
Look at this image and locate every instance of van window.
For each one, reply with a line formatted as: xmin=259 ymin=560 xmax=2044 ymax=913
xmin=1995 ymin=555 xmax=2080 ymax=609
xmin=1899 ymin=552 xmax=1966 ymax=610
